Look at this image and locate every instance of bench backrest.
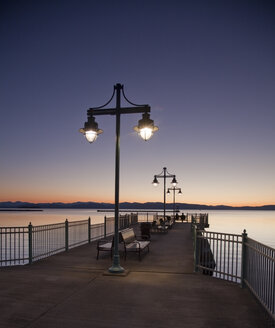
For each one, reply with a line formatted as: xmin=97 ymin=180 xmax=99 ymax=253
xmin=121 ymin=228 xmax=136 ymax=244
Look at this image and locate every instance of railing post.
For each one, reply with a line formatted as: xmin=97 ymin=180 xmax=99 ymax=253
xmin=194 ymin=227 xmax=199 ymax=272
xmin=65 ymin=219 xmax=69 ymax=251
xmin=241 ymin=229 xmax=247 ymax=288
xmin=28 ymin=222 xmax=33 ymax=265
xmin=104 ymin=216 xmax=106 ymax=238
xmin=191 ymin=216 xmax=195 ymax=233
xmin=88 ymin=217 xmax=91 ymax=243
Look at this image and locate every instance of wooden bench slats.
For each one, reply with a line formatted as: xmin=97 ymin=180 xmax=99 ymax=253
xmin=125 ymin=241 xmax=150 ymax=250
xmin=96 ymin=228 xmax=150 ymax=260
xmin=120 ymin=228 xmax=150 ymax=261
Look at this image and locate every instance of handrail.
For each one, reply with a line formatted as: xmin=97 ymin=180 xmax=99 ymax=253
xmin=0 ymin=213 xmax=138 ymax=267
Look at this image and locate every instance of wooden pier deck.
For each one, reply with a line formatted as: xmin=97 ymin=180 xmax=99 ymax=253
xmin=0 ymin=223 xmax=270 ymax=328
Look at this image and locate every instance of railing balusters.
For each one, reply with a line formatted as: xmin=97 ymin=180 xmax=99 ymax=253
xmin=28 ymin=223 xmax=33 ymax=264
xmin=65 ymin=219 xmax=69 ymax=251
xmin=0 ymin=213 xmax=139 ymax=266
xmin=88 ymin=217 xmax=91 ymax=243
xmin=244 ymin=238 xmax=275 ymax=320
xmin=5 ymin=228 xmax=7 ymax=263
xmin=193 ymin=223 xmax=275 ymax=320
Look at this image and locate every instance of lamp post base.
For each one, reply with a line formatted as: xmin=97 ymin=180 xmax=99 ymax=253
xmin=108 ymin=265 xmax=125 ymax=273
xmin=108 ymin=255 xmax=124 ymax=273
xmin=103 ymin=268 xmax=129 ymax=276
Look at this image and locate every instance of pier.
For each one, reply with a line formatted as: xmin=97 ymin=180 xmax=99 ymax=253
xmin=0 ymin=222 xmax=270 ymax=328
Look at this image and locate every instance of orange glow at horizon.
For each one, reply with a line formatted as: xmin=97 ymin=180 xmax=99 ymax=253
xmin=1 ymin=170 xmax=274 ymax=208
xmin=0 ymin=194 xmax=273 ymax=207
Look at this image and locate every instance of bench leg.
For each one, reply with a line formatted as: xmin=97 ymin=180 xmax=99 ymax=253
xmin=96 ymin=249 xmax=99 ymax=260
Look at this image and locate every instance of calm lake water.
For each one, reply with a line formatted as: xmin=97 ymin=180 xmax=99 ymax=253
xmin=0 ymin=208 xmax=274 ymax=248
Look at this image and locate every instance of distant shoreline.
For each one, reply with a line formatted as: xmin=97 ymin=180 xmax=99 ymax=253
xmin=0 ymin=201 xmax=274 ymax=211
xmin=0 ymin=209 xmax=43 ymax=212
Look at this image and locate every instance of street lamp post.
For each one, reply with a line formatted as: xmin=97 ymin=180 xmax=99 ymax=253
xmin=167 ymin=186 xmax=182 ymax=219
xmin=80 ymin=83 xmax=158 ymax=274
xmin=152 ymin=167 xmax=177 ymax=222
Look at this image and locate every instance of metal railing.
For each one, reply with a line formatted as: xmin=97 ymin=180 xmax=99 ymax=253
xmin=0 ymin=226 xmax=29 ymax=266
xmin=244 ymin=236 xmax=275 ymax=320
xmin=0 ymin=213 xmax=138 ymax=267
xmin=194 ymin=229 xmax=243 ymax=283
xmin=189 ymin=213 xmax=209 ymax=229
xmin=32 ymin=222 xmax=66 ymax=263
xmin=91 ymin=223 xmax=105 ymax=242
xmin=193 ymin=225 xmax=275 ymax=321
xmin=68 ymin=219 xmax=89 ymax=249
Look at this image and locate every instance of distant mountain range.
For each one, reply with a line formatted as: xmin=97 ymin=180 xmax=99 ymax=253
xmin=0 ymin=201 xmax=274 ymax=210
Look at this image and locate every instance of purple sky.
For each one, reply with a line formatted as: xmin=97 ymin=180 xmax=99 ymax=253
xmin=0 ymin=0 xmax=274 ymax=205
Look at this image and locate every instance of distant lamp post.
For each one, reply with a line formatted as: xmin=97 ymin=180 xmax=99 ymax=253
xmin=171 ymin=176 xmax=177 ymax=187
xmin=80 ymin=83 xmax=158 ymax=274
xmin=152 ymin=167 xmax=177 ymax=221
xmin=167 ymin=186 xmax=182 ymax=218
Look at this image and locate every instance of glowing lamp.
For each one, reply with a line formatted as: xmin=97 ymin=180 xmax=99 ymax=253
xmin=171 ymin=177 xmax=178 ymax=187
xmin=153 ymin=176 xmax=159 ymax=186
xmin=79 ymin=115 xmax=103 ymax=143
xmin=134 ymin=112 xmax=158 ymax=141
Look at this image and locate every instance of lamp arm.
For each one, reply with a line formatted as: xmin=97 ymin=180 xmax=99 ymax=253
xmin=88 ymin=86 xmax=116 ymax=110
xmin=121 ymin=85 xmax=148 ymax=107
xmin=155 ymin=169 xmax=165 ymax=177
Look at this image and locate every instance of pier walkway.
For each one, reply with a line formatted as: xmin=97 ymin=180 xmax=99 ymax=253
xmin=0 ymin=223 xmax=270 ymax=328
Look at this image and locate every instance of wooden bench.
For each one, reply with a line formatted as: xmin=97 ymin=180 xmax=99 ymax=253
xmin=120 ymin=228 xmax=150 ymax=261
xmin=96 ymin=238 xmax=113 ymax=260
xmin=151 ymin=220 xmax=169 ymax=233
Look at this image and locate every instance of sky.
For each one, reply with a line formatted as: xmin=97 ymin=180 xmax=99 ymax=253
xmin=0 ymin=0 xmax=274 ymax=206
